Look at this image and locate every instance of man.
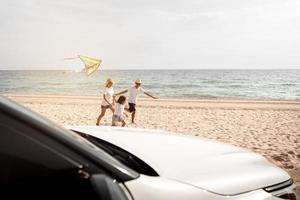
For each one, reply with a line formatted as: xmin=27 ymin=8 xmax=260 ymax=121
xmin=114 ymin=79 xmax=158 ymax=124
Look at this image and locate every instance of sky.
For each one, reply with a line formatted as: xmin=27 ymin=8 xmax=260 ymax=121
xmin=0 ymin=0 xmax=300 ymax=70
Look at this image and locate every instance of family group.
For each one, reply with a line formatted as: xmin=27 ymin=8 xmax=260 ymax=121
xmin=96 ymin=78 xmax=158 ymax=127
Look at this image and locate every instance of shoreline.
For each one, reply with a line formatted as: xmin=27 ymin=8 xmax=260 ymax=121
xmin=4 ymin=93 xmax=300 ymax=104
xmin=4 ymin=94 xmax=300 ymax=112
xmin=4 ymin=94 xmax=300 ymax=186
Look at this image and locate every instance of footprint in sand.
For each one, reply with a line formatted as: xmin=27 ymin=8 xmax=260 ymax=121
xmin=287 ymin=150 xmax=295 ymax=155
xmin=271 ymin=155 xmax=285 ymax=162
xmin=283 ymin=163 xmax=294 ymax=169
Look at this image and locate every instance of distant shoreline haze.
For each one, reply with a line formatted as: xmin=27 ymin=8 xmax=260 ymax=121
xmin=0 ymin=70 xmax=299 ymax=100
xmin=1 ymin=68 xmax=300 ymax=71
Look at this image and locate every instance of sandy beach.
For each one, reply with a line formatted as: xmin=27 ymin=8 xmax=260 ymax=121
xmin=5 ymin=94 xmax=300 ymax=186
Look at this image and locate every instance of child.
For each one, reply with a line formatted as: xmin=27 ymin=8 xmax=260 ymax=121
xmin=112 ymin=95 xmax=128 ymax=127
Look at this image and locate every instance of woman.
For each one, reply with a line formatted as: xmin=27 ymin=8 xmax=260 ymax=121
xmin=96 ymin=78 xmax=115 ymax=125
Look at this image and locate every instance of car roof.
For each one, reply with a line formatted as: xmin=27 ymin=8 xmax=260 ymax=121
xmin=0 ymin=96 xmax=138 ymax=181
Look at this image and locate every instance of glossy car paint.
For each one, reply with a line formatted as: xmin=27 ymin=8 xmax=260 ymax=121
xmin=69 ymin=126 xmax=291 ymax=197
xmin=125 ymin=175 xmax=276 ymax=200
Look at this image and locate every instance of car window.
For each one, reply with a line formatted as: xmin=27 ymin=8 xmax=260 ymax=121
xmin=0 ymin=120 xmax=100 ymax=199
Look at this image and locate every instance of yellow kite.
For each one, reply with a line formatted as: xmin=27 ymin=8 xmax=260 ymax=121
xmin=79 ymin=55 xmax=101 ymax=76
xmin=64 ymin=55 xmax=102 ymax=76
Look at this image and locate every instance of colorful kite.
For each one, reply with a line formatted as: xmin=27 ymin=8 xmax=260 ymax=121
xmin=64 ymin=55 xmax=102 ymax=76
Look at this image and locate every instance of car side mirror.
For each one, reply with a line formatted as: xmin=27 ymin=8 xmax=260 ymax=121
xmin=90 ymin=174 xmax=130 ymax=200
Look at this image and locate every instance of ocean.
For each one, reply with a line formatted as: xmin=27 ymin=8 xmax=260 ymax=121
xmin=0 ymin=70 xmax=299 ymax=100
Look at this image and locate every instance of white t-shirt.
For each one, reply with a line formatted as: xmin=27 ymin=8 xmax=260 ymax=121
xmin=128 ymin=86 xmax=145 ymax=104
xmin=101 ymin=87 xmax=114 ymax=106
xmin=114 ymin=103 xmax=125 ymax=116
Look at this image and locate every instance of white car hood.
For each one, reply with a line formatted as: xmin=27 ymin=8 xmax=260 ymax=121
xmin=70 ymin=126 xmax=290 ymax=196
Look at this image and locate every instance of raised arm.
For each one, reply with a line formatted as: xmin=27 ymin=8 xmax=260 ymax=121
xmin=114 ymin=89 xmax=128 ymax=96
xmin=144 ymin=91 xmax=158 ymax=99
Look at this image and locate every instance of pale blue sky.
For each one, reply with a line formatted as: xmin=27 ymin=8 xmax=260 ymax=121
xmin=1 ymin=0 xmax=300 ymax=70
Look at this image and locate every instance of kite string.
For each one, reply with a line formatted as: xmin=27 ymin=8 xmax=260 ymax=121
xmin=63 ymin=56 xmax=79 ymax=60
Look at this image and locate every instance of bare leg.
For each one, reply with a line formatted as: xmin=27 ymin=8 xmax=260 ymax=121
xmin=112 ymin=115 xmax=116 ymax=126
xmin=96 ymin=107 xmax=107 ymax=125
xmin=131 ymin=111 xmax=136 ymax=124
xmin=121 ymin=120 xmax=126 ymax=127
xmin=109 ymin=105 xmax=115 ymax=113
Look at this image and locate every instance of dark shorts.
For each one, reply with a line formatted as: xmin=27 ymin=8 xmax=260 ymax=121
xmin=101 ymin=105 xmax=110 ymax=109
xmin=128 ymin=103 xmax=136 ymax=113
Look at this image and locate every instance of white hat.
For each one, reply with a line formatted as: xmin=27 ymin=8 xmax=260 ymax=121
xmin=135 ymin=79 xmax=142 ymax=84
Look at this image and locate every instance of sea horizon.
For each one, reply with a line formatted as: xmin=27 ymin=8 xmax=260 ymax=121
xmin=1 ymin=68 xmax=300 ymax=71
xmin=1 ymin=69 xmax=299 ymax=100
